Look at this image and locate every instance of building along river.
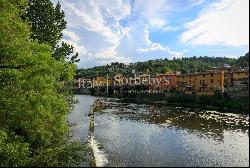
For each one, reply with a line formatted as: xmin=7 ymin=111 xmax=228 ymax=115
xmin=69 ymin=95 xmax=249 ymax=167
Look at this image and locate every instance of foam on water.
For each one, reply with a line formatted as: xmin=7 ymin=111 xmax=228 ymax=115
xmin=88 ymin=136 xmax=109 ymax=167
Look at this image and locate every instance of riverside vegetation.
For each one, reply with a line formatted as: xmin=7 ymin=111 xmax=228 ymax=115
xmin=0 ymin=0 xmax=87 ymax=166
xmin=122 ymin=92 xmax=249 ymax=114
xmin=88 ymin=89 xmax=249 ymax=114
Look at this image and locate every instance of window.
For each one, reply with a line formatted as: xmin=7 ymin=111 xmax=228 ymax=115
xmin=211 ymin=74 xmax=213 ymax=77
xmin=190 ymin=81 xmax=191 ymax=84
xmin=211 ymin=79 xmax=213 ymax=83
xmin=203 ymin=74 xmax=205 ymax=77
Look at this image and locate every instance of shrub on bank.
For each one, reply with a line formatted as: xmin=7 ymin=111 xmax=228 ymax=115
xmin=164 ymin=93 xmax=248 ymax=114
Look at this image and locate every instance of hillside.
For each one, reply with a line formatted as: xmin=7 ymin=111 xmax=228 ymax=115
xmin=76 ymin=52 xmax=249 ymax=78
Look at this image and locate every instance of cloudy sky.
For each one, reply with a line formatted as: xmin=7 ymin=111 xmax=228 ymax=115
xmin=52 ymin=0 xmax=249 ymax=68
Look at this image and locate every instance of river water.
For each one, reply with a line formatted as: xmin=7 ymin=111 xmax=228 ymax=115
xmin=69 ymin=95 xmax=249 ymax=167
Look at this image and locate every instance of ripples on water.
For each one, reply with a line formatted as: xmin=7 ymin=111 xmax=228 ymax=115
xmin=70 ymin=96 xmax=249 ymax=167
xmin=98 ymin=99 xmax=248 ymax=142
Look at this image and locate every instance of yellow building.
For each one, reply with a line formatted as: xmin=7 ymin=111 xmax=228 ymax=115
xmin=176 ymin=74 xmax=196 ymax=95
xmin=233 ymin=70 xmax=249 ymax=80
xmin=177 ymin=71 xmax=224 ymax=96
xmin=114 ymin=74 xmax=125 ymax=86
xmin=232 ymin=70 xmax=249 ymax=90
xmin=93 ymin=76 xmax=113 ymax=87
xmin=139 ymin=73 xmax=150 ymax=85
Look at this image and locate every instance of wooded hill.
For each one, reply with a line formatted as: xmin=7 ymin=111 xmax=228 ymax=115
xmin=76 ymin=52 xmax=249 ymax=78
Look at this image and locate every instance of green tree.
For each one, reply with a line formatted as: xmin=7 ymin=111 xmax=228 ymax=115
xmin=234 ymin=52 xmax=249 ymax=68
xmin=0 ymin=0 xmax=84 ymax=166
xmin=53 ymin=41 xmax=80 ymax=64
xmin=26 ymin=0 xmax=79 ymax=64
xmin=76 ymin=53 xmax=248 ymax=79
xmin=26 ymin=0 xmax=66 ymax=48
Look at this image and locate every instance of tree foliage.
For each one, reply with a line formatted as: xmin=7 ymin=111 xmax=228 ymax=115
xmin=0 ymin=0 xmax=83 ymax=166
xmin=76 ymin=53 xmax=248 ymax=79
xmin=76 ymin=53 xmax=249 ymax=78
xmin=26 ymin=0 xmax=80 ymax=64
xmin=53 ymin=41 xmax=80 ymax=64
xmin=234 ymin=52 xmax=249 ymax=68
xmin=26 ymin=0 xmax=66 ymax=48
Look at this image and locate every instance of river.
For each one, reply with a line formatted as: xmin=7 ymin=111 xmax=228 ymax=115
xmin=69 ymin=95 xmax=249 ymax=167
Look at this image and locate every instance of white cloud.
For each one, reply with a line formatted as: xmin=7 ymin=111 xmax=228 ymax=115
xmin=62 ymin=39 xmax=87 ymax=56
xmin=60 ymin=30 xmax=85 ymax=55
xmin=187 ymin=0 xmax=205 ymax=8
xmin=93 ymin=0 xmax=131 ymax=21
xmin=63 ymin=30 xmax=80 ymax=42
xmin=137 ymin=43 xmax=187 ymax=59
xmin=180 ymin=0 xmax=249 ymax=47
xmin=53 ymin=0 xmax=186 ymax=67
xmin=117 ymin=21 xmax=185 ymax=61
xmin=133 ymin=0 xmax=170 ymax=29
xmin=163 ymin=26 xmax=181 ymax=32
xmin=62 ymin=1 xmax=122 ymax=44
xmin=54 ymin=0 xmax=132 ymax=67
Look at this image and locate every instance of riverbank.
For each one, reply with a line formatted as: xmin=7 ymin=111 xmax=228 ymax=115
xmin=76 ymin=143 xmax=95 ymax=167
xmin=119 ymin=93 xmax=249 ymax=114
xmin=74 ymin=89 xmax=249 ymax=114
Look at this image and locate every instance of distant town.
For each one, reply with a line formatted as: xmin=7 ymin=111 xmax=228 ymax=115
xmin=75 ymin=65 xmax=249 ymax=97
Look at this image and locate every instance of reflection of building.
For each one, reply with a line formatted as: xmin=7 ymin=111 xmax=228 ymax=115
xmin=177 ymin=71 xmax=224 ymax=96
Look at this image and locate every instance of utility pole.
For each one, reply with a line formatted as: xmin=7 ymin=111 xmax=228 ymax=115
xmin=106 ymin=74 xmax=109 ymax=95
xmin=106 ymin=68 xmax=113 ymax=96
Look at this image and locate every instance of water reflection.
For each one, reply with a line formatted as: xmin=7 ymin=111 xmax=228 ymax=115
xmin=96 ymin=98 xmax=248 ymax=143
xmin=68 ymin=95 xmax=97 ymax=141
xmin=71 ymin=96 xmax=249 ymax=167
